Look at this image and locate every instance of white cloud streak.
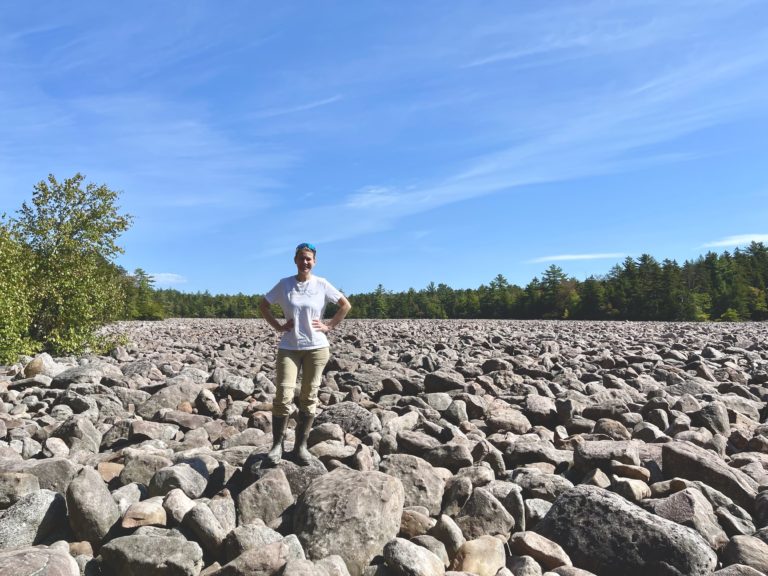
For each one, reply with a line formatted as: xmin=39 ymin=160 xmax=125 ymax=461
xmin=150 ymin=273 xmax=187 ymax=286
xmin=528 ymin=253 xmax=627 ymax=264
xmin=703 ymin=234 xmax=768 ymax=248
xmin=257 ymin=7 xmax=768 ymax=251
xmin=250 ymin=95 xmax=343 ymax=119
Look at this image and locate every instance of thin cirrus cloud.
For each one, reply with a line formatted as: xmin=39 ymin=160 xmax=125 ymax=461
xmin=528 ymin=253 xmax=627 ymax=264
xmin=150 ymin=273 xmax=187 ymax=286
xmin=703 ymin=234 xmax=768 ymax=248
xmin=276 ymin=28 xmax=768 ymax=248
xmin=249 ymin=95 xmax=343 ymax=120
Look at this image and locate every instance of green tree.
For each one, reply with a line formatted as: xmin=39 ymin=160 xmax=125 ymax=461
xmin=541 ymin=265 xmax=577 ymax=319
xmin=576 ymin=276 xmax=608 ymax=319
xmin=0 ymin=220 xmax=37 ymax=362
xmin=633 ymin=254 xmax=663 ymax=319
xmin=371 ymin=284 xmax=390 ymax=318
xmin=11 ymin=174 xmax=132 ymax=354
xmin=131 ymin=268 xmax=164 ymax=320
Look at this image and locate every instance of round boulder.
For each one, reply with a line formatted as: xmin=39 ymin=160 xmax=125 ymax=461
xmin=294 ymin=468 xmax=404 ymax=576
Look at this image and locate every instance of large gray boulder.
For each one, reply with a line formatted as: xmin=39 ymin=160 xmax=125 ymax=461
xmin=23 ymin=352 xmax=63 ymax=378
xmin=294 ymin=468 xmax=404 ymax=576
xmin=0 ymin=489 xmax=67 ymax=548
xmin=383 ymin=537 xmax=445 ymax=576
xmin=25 ymin=457 xmax=81 ymax=493
xmin=66 ymin=466 xmax=121 ymax=545
xmin=379 ymin=454 xmax=445 ymax=516
xmin=454 ymin=487 xmax=516 ymax=539
xmin=0 ymin=471 xmax=40 ymax=509
xmin=52 ymin=415 xmax=102 ymax=453
xmin=208 ymin=541 xmax=289 ymax=576
xmin=149 ymin=461 xmax=209 ymax=499
xmin=314 ymin=402 xmax=382 ymax=438
xmin=99 ymin=534 xmax=204 ymax=576
xmin=662 ymin=441 xmax=758 ymax=513
xmin=536 ymin=485 xmax=717 ymax=576
xmin=51 ymin=365 xmax=104 ymax=387
xmin=643 ymin=487 xmax=728 ymax=549
xmin=217 ymin=372 xmax=255 ymax=400
xmin=137 ymin=382 xmax=205 ymax=419
xmin=237 ymin=468 xmax=294 ymax=526
xmin=0 ymin=545 xmax=79 ymax=576
xmin=722 ymin=536 xmax=768 ymax=574
xmin=223 ymin=524 xmax=283 ymax=563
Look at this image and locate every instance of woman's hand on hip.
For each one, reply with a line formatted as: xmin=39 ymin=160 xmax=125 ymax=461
xmin=312 ymin=319 xmax=330 ymax=333
xmin=280 ymin=319 xmax=295 ymax=332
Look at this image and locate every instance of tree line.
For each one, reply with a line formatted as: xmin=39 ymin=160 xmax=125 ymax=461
xmin=344 ymin=247 xmax=768 ymax=322
xmin=2 ymin=174 xmax=766 ymax=364
xmin=150 ymin=245 xmax=768 ymax=323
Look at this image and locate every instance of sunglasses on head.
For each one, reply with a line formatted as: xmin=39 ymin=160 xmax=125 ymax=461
xmin=295 ymin=242 xmax=316 ymax=253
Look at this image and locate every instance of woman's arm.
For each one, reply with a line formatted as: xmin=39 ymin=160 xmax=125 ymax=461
xmin=259 ymin=298 xmax=294 ymax=332
xmin=313 ymin=295 xmax=351 ymax=333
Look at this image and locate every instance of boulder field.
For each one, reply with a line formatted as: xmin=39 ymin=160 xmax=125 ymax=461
xmin=1 ymin=318 xmax=767 ymax=576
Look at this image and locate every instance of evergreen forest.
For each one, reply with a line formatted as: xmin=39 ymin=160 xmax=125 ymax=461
xmin=153 ymin=246 xmax=768 ymax=323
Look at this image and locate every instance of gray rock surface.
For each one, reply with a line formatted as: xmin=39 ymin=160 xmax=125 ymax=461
xmin=0 ymin=489 xmax=67 ymax=548
xmin=379 ymin=454 xmax=445 ymax=516
xmin=0 ymin=545 xmax=80 ymax=576
xmin=4 ymin=318 xmax=768 ymax=576
xmin=537 ymin=485 xmax=717 ymax=576
xmin=384 ymin=537 xmax=445 ymax=576
xmin=295 ymin=469 xmax=404 ymax=576
xmin=66 ymin=465 xmax=120 ymax=545
xmin=99 ymin=534 xmax=204 ymax=576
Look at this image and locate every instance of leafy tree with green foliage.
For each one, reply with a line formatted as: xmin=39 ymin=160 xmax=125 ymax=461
xmin=575 ymin=276 xmax=608 ymax=319
xmin=11 ymin=174 xmax=132 ymax=354
xmin=0 ymin=220 xmax=37 ymax=362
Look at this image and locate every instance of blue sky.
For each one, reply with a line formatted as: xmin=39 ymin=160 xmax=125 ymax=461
xmin=1 ymin=1 xmax=767 ymax=296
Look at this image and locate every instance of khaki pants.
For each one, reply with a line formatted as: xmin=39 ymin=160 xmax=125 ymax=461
xmin=273 ymin=347 xmax=330 ymax=416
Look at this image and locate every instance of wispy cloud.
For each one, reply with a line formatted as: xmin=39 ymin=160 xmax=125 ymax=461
xmin=250 ymin=95 xmax=343 ymax=119
xmin=256 ymin=11 xmax=768 ymax=250
xmin=703 ymin=234 xmax=768 ymax=248
xmin=151 ymin=273 xmax=187 ymax=286
xmin=528 ymin=253 xmax=627 ymax=264
xmin=345 ymin=186 xmax=401 ymax=208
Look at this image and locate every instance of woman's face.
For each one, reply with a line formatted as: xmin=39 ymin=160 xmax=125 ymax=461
xmin=294 ymin=249 xmax=316 ymax=276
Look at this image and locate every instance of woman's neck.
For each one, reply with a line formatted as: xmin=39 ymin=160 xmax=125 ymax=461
xmin=296 ymin=272 xmax=312 ymax=282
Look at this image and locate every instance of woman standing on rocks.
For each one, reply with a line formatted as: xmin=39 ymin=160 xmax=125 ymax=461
xmin=259 ymin=242 xmax=351 ymax=466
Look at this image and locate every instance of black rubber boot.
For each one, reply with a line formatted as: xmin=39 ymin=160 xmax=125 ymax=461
xmin=292 ymin=411 xmax=315 ymax=465
xmin=266 ymin=415 xmax=288 ymax=466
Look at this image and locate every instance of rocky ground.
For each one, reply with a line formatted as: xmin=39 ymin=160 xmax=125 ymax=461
xmin=1 ymin=318 xmax=768 ymax=576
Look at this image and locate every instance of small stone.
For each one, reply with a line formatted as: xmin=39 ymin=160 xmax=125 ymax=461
xmin=384 ymin=537 xmax=445 ymax=576
xmin=0 ymin=471 xmax=40 ymax=509
xmin=450 ymin=535 xmax=505 ymax=576
xmin=509 ymin=531 xmax=572 ymax=571
xmin=122 ymin=496 xmax=167 ymax=529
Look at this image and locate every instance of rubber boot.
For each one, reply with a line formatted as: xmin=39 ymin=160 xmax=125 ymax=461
xmin=292 ymin=411 xmax=315 ymax=465
xmin=266 ymin=415 xmax=288 ymax=466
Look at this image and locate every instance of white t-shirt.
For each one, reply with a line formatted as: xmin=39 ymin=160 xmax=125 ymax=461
xmin=265 ymin=275 xmax=344 ymax=350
